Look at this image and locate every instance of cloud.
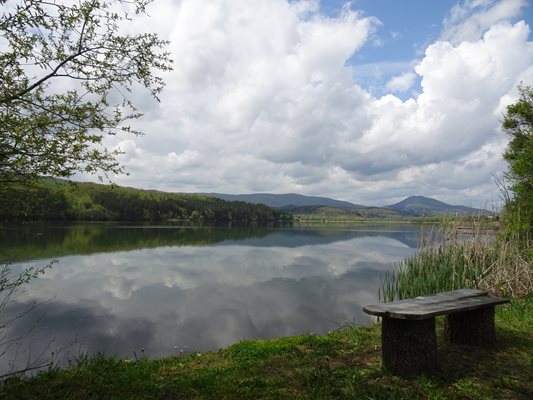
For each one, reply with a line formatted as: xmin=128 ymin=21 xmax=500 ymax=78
xmin=441 ymin=0 xmax=527 ymax=43
xmin=72 ymin=0 xmax=533 ymax=208
xmin=386 ymin=72 xmax=417 ymax=92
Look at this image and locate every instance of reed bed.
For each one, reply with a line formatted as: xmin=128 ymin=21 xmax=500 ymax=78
xmin=380 ymin=221 xmax=532 ymax=302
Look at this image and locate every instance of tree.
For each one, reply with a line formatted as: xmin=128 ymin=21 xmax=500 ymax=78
xmin=0 ymin=0 xmax=171 ymax=377
xmin=502 ymin=84 xmax=533 ymax=238
xmin=0 ymin=0 xmax=172 ymax=186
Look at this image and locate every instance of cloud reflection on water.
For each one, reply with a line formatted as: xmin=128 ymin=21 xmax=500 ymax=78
xmin=2 ymin=225 xmax=419 ymax=374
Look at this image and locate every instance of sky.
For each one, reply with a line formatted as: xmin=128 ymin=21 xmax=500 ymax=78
xmin=80 ymin=0 xmax=533 ymax=208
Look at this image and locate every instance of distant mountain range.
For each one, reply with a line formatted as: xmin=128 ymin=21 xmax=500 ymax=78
xmin=204 ymin=193 xmax=362 ymax=209
xmin=205 ymin=193 xmax=492 ymax=217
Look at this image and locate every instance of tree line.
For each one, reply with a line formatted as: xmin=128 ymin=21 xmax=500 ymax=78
xmin=0 ymin=180 xmax=293 ymax=224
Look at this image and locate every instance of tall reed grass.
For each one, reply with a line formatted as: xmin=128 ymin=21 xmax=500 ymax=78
xmin=380 ymin=220 xmax=532 ymax=302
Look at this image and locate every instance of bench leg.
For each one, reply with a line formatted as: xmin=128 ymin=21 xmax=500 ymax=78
xmin=381 ymin=317 xmax=438 ymax=377
xmin=444 ymin=306 xmax=496 ymax=348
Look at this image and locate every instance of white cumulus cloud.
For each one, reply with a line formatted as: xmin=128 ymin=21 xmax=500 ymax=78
xmin=441 ymin=0 xmax=526 ymax=43
xmin=74 ymin=0 xmax=533 ymax=208
xmin=386 ymin=72 xmax=417 ymax=92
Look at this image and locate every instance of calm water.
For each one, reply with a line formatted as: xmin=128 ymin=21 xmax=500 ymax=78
xmin=0 ymin=223 xmax=421 ymax=374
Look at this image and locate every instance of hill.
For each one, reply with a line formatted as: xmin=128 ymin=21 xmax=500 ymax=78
xmin=281 ymin=205 xmax=401 ymax=218
xmin=204 ymin=193 xmax=363 ymax=209
xmin=3 ymin=181 xmax=490 ymax=221
xmin=385 ymin=195 xmax=491 ymax=216
xmin=1 ymin=180 xmax=292 ymax=224
xmin=206 ymin=193 xmax=491 ymax=217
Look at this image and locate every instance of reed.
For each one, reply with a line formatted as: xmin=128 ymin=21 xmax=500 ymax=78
xmin=380 ymin=220 xmax=532 ymax=302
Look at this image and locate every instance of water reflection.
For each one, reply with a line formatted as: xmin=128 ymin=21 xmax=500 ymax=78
xmin=1 ymin=223 xmax=421 ymax=374
xmin=0 ymin=223 xmax=421 ymax=262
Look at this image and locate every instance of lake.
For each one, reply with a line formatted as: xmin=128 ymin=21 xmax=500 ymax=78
xmin=0 ymin=222 xmax=422 ymax=375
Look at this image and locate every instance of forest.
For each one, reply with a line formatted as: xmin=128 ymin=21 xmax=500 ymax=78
xmin=0 ymin=179 xmax=293 ymax=224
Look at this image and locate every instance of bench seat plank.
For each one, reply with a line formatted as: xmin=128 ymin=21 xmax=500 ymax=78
xmin=363 ymin=289 xmax=508 ymax=320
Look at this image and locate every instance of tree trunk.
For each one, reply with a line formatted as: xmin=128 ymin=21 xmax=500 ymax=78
xmin=381 ymin=316 xmax=438 ymax=377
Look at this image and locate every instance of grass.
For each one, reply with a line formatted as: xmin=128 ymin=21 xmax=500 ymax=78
xmin=380 ymin=221 xmax=532 ymax=302
xmin=0 ymin=296 xmax=531 ymax=399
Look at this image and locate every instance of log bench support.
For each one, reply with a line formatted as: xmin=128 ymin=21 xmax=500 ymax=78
xmin=382 ymin=316 xmax=438 ymax=376
xmin=444 ymin=307 xmax=496 ymax=348
xmin=363 ymin=289 xmax=508 ymax=377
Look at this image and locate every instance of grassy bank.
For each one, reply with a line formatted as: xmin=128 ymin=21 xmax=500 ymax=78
xmin=0 ymin=296 xmax=531 ymax=399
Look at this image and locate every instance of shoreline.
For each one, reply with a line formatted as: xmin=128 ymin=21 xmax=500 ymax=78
xmin=1 ymin=296 xmax=531 ymax=399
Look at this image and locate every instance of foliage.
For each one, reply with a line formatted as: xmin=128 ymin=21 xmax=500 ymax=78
xmin=0 ymin=184 xmax=70 ymax=220
xmin=0 ymin=0 xmax=172 ymax=186
xmin=0 ymin=179 xmax=293 ymax=224
xmin=501 ymin=84 xmax=533 ymax=239
xmin=0 ymin=297 xmax=531 ymax=399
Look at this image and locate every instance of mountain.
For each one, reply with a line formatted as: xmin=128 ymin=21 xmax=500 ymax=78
xmin=204 ymin=193 xmax=363 ymax=209
xmin=279 ymin=205 xmax=402 ymax=218
xmin=385 ymin=196 xmax=491 ymax=216
xmin=205 ymin=193 xmax=491 ymax=217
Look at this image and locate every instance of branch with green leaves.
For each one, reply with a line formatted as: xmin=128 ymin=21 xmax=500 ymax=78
xmin=0 ymin=0 xmax=173 ymax=186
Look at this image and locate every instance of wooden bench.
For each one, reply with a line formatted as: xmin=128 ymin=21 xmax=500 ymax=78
xmin=363 ymin=288 xmax=509 ymax=377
